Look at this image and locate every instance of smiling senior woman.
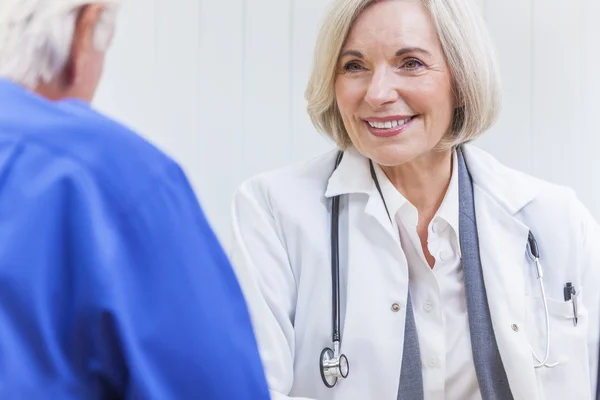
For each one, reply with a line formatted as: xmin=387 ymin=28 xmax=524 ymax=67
xmin=229 ymin=0 xmax=600 ymax=399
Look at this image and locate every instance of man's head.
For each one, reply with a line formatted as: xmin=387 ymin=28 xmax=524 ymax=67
xmin=0 ymin=0 xmax=120 ymax=102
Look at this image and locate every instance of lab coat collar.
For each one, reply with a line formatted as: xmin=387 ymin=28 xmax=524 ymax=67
xmin=473 ymin=186 xmax=540 ymax=400
xmin=324 ymin=146 xmax=374 ymax=198
xmin=461 ymin=144 xmax=542 ymax=215
xmin=324 ymin=146 xmax=400 ymax=239
xmin=325 ymin=144 xmax=543 ymax=217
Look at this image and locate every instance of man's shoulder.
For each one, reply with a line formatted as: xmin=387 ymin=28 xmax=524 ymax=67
xmin=0 ymin=87 xmax=182 ymax=212
xmin=34 ymin=100 xmax=174 ymax=184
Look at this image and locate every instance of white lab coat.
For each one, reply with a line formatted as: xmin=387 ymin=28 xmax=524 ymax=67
xmin=228 ymin=144 xmax=600 ymax=400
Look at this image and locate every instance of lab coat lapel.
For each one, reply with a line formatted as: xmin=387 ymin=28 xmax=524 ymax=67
xmin=325 ymin=149 xmax=408 ymax=399
xmin=457 ymin=148 xmax=513 ymax=399
xmin=363 ymin=190 xmax=400 ymax=240
xmin=474 ymin=187 xmax=540 ymax=400
xmin=325 ymin=147 xmax=401 ymax=244
xmin=332 ymin=192 xmax=407 ymax=399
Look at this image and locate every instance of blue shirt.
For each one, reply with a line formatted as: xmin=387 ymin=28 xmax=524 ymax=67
xmin=0 ymin=78 xmax=270 ymax=399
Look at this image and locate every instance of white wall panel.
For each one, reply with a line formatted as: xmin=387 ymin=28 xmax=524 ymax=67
xmin=94 ymin=0 xmax=157 ymax=140
xmin=531 ymin=0 xmax=583 ymax=187
xmin=193 ymin=0 xmax=245 ymax=238
xmin=580 ymin=0 xmax=600 ymax=215
xmin=290 ymin=0 xmax=335 ymax=163
xmin=477 ymin=0 xmax=533 ymax=174
xmin=154 ymin=0 xmax=201 ymax=176
xmin=242 ymin=0 xmax=293 ymax=176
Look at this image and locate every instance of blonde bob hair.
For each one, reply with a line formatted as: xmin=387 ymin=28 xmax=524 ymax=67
xmin=305 ymin=0 xmax=501 ymax=150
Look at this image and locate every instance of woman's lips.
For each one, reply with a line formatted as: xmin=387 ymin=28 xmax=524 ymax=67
xmin=364 ymin=115 xmax=416 ymax=138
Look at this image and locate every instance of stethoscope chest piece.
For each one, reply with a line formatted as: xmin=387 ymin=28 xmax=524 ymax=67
xmin=319 ymin=345 xmax=349 ymax=388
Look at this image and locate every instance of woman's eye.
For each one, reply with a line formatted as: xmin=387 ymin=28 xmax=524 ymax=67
xmin=343 ymin=61 xmax=364 ymax=72
xmin=402 ymin=59 xmax=424 ymax=70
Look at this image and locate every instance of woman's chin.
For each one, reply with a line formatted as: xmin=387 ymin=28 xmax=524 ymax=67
xmin=364 ymin=144 xmax=417 ymax=167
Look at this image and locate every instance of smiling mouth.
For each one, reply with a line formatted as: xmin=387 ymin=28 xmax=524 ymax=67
xmin=366 ymin=116 xmax=415 ymax=129
xmin=363 ymin=115 xmax=417 ymax=138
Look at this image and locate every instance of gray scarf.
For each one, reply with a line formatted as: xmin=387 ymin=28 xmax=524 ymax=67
xmin=392 ymin=147 xmax=513 ymax=400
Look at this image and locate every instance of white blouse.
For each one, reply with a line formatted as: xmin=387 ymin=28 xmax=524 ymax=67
xmin=373 ymin=152 xmax=481 ymax=400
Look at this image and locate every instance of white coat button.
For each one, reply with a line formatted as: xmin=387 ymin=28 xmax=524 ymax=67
xmin=439 ymin=250 xmax=452 ymax=262
xmin=428 ymin=357 xmax=439 ymax=368
xmin=430 ymin=220 xmax=439 ymax=234
xmin=391 ymin=303 xmax=401 ymax=312
xmin=423 ymin=300 xmax=434 ymax=313
xmin=431 ymin=219 xmax=444 ymax=234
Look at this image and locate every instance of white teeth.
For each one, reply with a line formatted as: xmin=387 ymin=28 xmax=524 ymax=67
xmin=367 ymin=118 xmax=412 ymax=129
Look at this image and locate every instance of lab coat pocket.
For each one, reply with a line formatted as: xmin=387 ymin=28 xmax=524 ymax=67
xmin=525 ymin=295 xmax=591 ymax=400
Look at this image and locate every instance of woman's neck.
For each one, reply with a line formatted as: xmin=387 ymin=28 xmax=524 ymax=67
xmin=380 ymin=149 xmax=454 ymax=269
xmin=380 ymin=149 xmax=453 ymax=215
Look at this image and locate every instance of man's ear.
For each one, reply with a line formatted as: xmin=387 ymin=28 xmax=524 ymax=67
xmin=64 ymin=4 xmax=104 ymax=87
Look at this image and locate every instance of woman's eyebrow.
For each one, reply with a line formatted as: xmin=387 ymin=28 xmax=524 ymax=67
xmin=339 ymin=50 xmax=364 ymax=59
xmin=339 ymin=47 xmax=433 ymax=59
xmin=395 ymin=47 xmax=432 ymax=57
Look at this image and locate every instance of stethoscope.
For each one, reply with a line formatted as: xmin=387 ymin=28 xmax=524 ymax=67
xmin=319 ymin=150 xmax=559 ymax=388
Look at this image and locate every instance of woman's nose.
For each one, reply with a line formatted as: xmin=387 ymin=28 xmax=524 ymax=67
xmin=364 ymin=67 xmax=399 ymax=109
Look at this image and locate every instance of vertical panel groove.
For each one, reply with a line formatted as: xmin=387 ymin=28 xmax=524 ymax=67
xmin=529 ymin=0 xmax=535 ymax=174
xmin=289 ymin=0 xmax=295 ymax=160
xmin=578 ymin=0 xmax=584 ymax=153
xmin=153 ymin=0 xmax=158 ymax=66
xmin=241 ymin=0 xmax=247 ymax=180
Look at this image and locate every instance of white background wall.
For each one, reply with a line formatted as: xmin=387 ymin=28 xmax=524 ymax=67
xmin=94 ymin=0 xmax=600 ymax=244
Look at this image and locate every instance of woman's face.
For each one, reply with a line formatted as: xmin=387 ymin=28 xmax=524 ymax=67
xmin=334 ymin=0 xmax=455 ymax=166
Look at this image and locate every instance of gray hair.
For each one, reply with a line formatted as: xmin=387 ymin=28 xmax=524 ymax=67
xmin=305 ymin=0 xmax=502 ymax=150
xmin=0 ymin=0 xmax=121 ymax=87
